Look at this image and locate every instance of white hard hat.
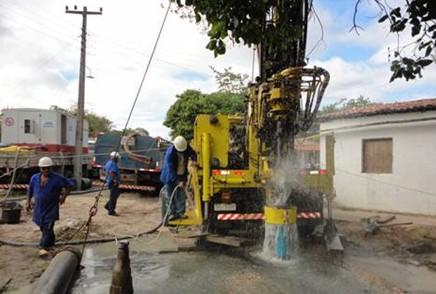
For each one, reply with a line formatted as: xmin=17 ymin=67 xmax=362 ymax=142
xmin=38 ymin=157 xmax=53 ymax=167
xmin=110 ymin=151 xmax=120 ymax=159
xmin=174 ymin=136 xmax=187 ymax=152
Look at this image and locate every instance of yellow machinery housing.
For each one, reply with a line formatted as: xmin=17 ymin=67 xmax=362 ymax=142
xmin=170 ymin=67 xmax=332 ymax=237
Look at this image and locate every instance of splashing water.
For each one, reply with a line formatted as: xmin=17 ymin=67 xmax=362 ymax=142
xmin=261 ymin=223 xmax=299 ymax=262
xmin=268 ymin=153 xmax=303 ymax=207
xmin=261 ymin=153 xmax=302 ymax=261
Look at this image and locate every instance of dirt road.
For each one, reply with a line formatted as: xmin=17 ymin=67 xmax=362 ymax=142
xmin=0 ymin=192 xmax=161 ymax=292
xmin=1 ymin=192 xmax=436 ymax=293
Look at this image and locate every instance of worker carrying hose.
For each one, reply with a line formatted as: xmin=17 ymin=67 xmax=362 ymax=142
xmin=160 ymin=136 xmax=196 ymax=221
xmin=26 ymin=157 xmax=75 ymax=257
xmin=104 ymin=151 xmax=121 ymax=216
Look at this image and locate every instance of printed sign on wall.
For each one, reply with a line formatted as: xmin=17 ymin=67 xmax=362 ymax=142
xmin=4 ymin=117 xmax=14 ymax=127
xmin=42 ymin=121 xmax=56 ymax=128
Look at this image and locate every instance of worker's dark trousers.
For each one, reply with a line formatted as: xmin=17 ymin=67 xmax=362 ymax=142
xmin=107 ymin=185 xmax=120 ymax=213
xmin=166 ymin=182 xmax=186 ymax=217
xmin=39 ymin=221 xmax=55 ymax=249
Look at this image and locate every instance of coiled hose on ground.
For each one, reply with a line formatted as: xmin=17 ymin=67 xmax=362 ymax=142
xmin=0 ymin=186 xmax=181 ymax=247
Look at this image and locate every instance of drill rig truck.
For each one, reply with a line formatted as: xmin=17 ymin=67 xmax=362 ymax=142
xmin=169 ymin=0 xmax=341 ymax=250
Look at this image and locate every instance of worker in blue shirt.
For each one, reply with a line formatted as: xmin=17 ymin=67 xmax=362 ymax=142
xmin=160 ymin=136 xmax=197 ymax=221
xmin=26 ymin=157 xmax=75 ymax=257
xmin=104 ymin=151 xmax=121 ymax=216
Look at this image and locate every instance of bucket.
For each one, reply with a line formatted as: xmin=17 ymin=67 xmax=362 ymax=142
xmin=0 ymin=201 xmax=22 ymax=224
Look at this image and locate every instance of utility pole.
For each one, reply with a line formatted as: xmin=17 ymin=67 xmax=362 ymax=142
xmin=66 ymin=6 xmax=102 ymax=190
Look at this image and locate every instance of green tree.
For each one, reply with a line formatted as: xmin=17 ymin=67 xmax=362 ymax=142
xmin=321 ymin=96 xmax=377 ymax=113
xmin=85 ymin=112 xmax=113 ymax=137
xmin=173 ymin=0 xmax=435 ymax=82
xmin=164 ymin=89 xmax=244 ymax=140
xmin=210 ymin=66 xmax=249 ymax=94
xmin=50 ymin=105 xmax=113 ymax=137
xmin=164 ymin=66 xmax=247 ymax=140
xmin=349 ymin=0 xmax=435 ymax=82
xmin=109 ymin=127 xmax=149 ymax=136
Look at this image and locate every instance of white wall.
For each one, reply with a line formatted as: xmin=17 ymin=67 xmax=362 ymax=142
xmin=1 ymin=108 xmax=88 ymax=147
xmin=320 ymin=111 xmax=436 ymax=215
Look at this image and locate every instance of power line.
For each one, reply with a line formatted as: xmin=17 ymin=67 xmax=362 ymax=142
xmin=3 ymin=40 xmax=79 ymax=96
xmin=2 ymin=0 xmax=81 ymax=36
xmin=335 ymin=167 xmax=436 ymax=198
xmin=117 ymin=2 xmax=171 ymax=143
xmin=66 ymin=6 xmax=103 ymax=191
xmin=0 ymin=3 xmax=81 ymax=47
xmin=71 ymin=0 xmax=171 ymax=258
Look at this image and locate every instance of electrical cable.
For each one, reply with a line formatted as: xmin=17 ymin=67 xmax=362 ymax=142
xmin=0 ymin=0 xmax=172 ymax=253
xmin=0 ymin=186 xmax=182 ymax=247
xmin=335 ymin=167 xmax=436 ymax=198
xmin=74 ymin=0 xmax=172 ymax=259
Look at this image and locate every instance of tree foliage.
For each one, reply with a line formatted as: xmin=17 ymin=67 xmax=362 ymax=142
xmin=173 ymin=0 xmax=435 ymax=82
xmin=375 ymin=0 xmax=436 ymax=82
xmin=84 ymin=112 xmax=113 ymax=136
xmin=164 ymin=66 xmax=248 ymax=140
xmin=210 ymin=66 xmax=249 ymax=94
xmin=164 ymin=89 xmax=245 ymax=140
xmin=109 ymin=127 xmax=149 ymax=136
xmin=49 ymin=105 xmax=150 ymax=137
xmin=320 ymin=96 xmax=376 ymax=113
xmin=173 ymin=0 xmax=310 ymax=77
xmin=50 ymin=105 xmax=113 ymax=136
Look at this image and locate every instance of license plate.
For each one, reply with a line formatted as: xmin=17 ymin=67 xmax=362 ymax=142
xmin=214 ymin=203 xmax=236 ymax=211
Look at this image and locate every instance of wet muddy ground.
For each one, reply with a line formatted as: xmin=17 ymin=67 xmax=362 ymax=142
xmin=70 ymin=236 xmax=436 ymax=294
xmin=1 ymin=193 xmax=436 ymax=293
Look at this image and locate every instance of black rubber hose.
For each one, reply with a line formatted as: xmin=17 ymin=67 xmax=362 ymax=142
xmin=0 ymin=222 xmax=163 ymax=247
xmin=0 ymin=188 xmax=109 ymax=204
xmin=0 ymin=186 xmax=182 ymax=247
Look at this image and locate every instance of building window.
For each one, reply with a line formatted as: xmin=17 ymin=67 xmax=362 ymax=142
xmin=24 ymin=119 xmax=32 ymax=134
xmin=362 ymin=138 xmax=392 ymax=174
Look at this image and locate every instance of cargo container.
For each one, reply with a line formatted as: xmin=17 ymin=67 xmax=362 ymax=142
xmin=93 ymin=133 xmax=169 ymax=192
xmin=0 ymin=108 xmax=90 ymax=185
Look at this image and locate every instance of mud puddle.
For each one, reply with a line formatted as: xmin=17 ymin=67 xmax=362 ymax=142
xmin=71 ymin=238 xmax=378 ymax=294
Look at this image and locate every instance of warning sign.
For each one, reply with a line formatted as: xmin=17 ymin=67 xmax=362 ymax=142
xmin=4 ymin=117 xmax=14 ymax=127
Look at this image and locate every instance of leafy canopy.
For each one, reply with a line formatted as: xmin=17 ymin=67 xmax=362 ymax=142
xmin=173 ymin=0 xmax=435 ymax=82
xmin=210 ymin=66 xmax=249 ymax=94
xmin=376 ymin=0 xmax=436 ymax=82
xmin=320 ymin=96 xmax=376 ymax=113
xmin=164 ymin=66 xmax=247 ymax=140
xmin=49 ymin=106 xmax=149 ymax=137
xmin=164 ymin=90 xmax=245 ymax=140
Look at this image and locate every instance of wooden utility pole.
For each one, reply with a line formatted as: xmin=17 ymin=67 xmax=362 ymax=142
xmin=66 ymin=6 xmax=102 ymax=190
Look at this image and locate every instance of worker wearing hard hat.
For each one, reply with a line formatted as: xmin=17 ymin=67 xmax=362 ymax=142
xmin=26 ymin=157 xmax=75 ymax=257
xmin=160 ymin=136 xmax=197 ymax=221
xmin=104 ymin=151 xmax=121 ymax=216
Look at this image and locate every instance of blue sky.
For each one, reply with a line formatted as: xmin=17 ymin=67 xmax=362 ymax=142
xmin=304 ymin=0 xmax=436 ymax=105
xmin=0 ymin=0 xmax=434 ymax=137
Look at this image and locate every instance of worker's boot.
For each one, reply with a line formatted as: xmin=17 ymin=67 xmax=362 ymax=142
xmin=38 ymin=248 xmax=50 ymax=258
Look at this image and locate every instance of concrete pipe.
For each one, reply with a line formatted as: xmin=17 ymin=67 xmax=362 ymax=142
xmin=30 ymin=247 xmax=81 ymax=294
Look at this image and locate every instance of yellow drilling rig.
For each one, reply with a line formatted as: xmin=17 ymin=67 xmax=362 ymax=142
xmin=169 ymin=0 xmax=342 ymax=252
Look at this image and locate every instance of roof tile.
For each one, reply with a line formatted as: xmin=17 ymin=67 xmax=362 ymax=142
xmin=319 ymin=98 xmax=436 ymax=120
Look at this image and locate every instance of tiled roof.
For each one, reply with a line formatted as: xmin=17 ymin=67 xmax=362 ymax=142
xmin=319 ymin=98 xmax=436 ymax=121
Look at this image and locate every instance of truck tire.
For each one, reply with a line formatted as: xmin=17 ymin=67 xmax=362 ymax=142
xmin=287 ymin=188 xmax=323 ymax=238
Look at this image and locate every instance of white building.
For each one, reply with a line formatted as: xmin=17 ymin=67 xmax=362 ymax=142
xmin=1 ymin=108 xmax=88 ymax=150
xmin=320 ymin=99 xmax=436 ymax=216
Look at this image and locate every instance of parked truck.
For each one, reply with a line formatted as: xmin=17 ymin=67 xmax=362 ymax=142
xmin=93 ymin=133 xmax=169 ymax=193
xmin=0 ymin=108 xmax=91 ymax=185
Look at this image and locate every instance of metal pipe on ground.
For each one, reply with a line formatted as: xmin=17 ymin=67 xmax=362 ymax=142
xmin=30 ymin=247 xmax=81 ymax=294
